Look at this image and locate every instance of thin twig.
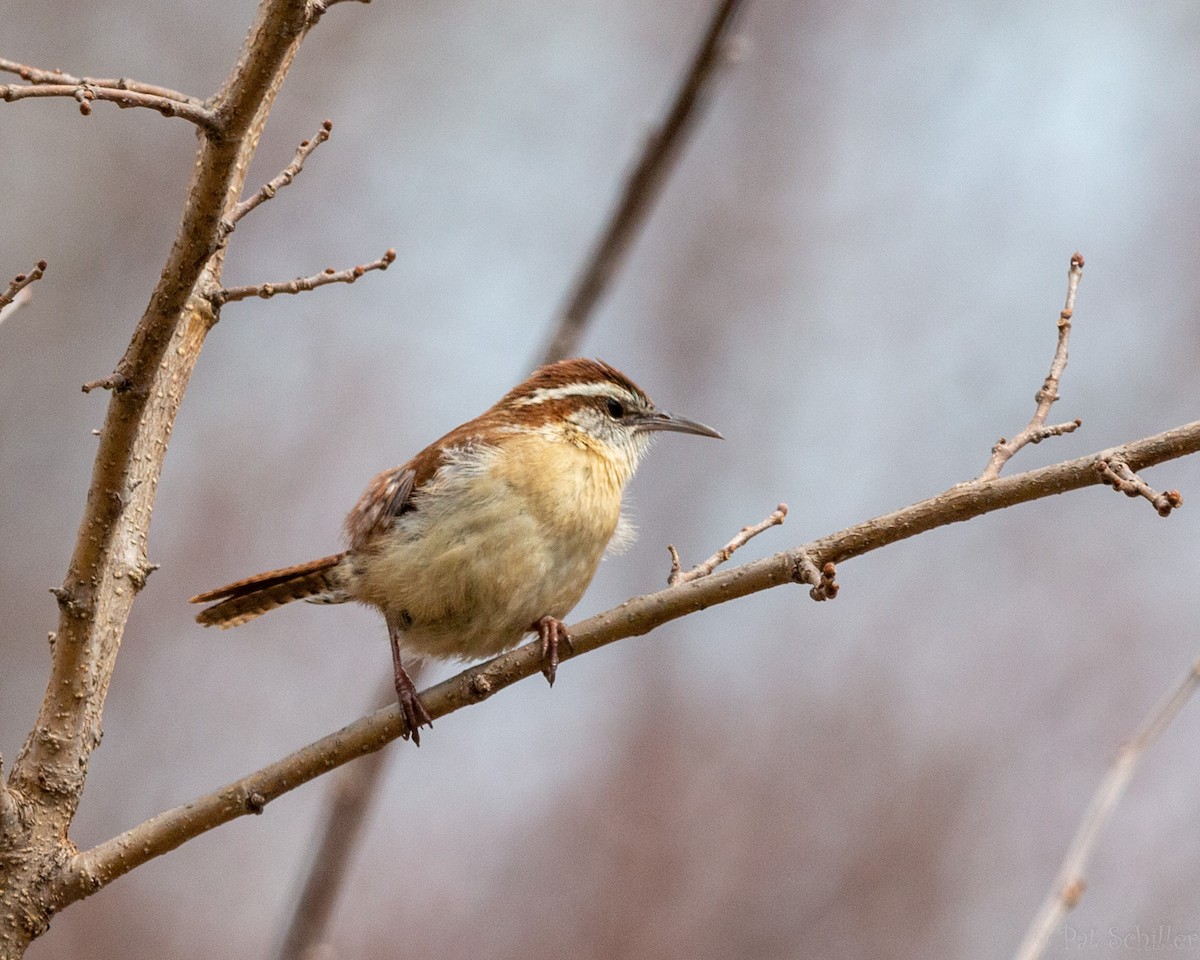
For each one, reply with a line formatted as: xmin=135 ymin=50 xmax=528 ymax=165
xmin=669 ymin=503 xmax=787 ymax=585
xmin=215 ymin=249 xmax=396 ymax=304
xmin=1012 ymin=659 xmax=1200 ymax=960
xmin=0 ymin=57 xmax=217 ymax=130
xmin=54 ymin=419 xmax=1200 ymax=908
xmin=0 ymin=58 xmax=200 ymax=102
xmin=535 ymin=0 xmax=748 ymax=365
xmin=220 ymin=120 xmax=333 ymax=244
xmin=980 ymin=253 xmax=1085 ymax=480
xmin=0 ymin=259 xmax=46 ymax=323
xmin=1094 ymin=457 xmax=1183 ymax=517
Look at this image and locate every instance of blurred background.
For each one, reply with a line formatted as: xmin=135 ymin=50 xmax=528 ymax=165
xmin=3 ymin=0 xmax=1200 ymax=957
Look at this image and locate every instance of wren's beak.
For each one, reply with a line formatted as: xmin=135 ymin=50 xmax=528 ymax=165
xmin=635 ymin=410 xmax=723 ymax=440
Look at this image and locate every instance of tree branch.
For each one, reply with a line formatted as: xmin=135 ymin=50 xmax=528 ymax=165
xmin=1012 ymin=658 xmax=1200 ymax=960
xmin=219 ymin=119 xmax=334 ymax=245
xmin=1094 ymin=456 xmax=1183 ymax=517
xmin=534 ymin=0 xmax=748 ymax=365
xmin=0 ymin=58 xmax=216 ymax=129
xmin=215 ymin=249 xmax=395 ymax=304
xmin=0 ymin=259 xmax=46 ymax=325
xmin=1 ymin=0 xmax=369 ymax=951
xmin=668 ymin=503 xmax=787 ymax=585
xmin=981 ymin=253 xmax=1085 ymax=479
xmin=54 ymin=419 xmax=1200 ymax=907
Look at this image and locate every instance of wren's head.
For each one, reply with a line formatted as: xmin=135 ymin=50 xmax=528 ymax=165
xmin=499 ymin=358 xmax=722 ymax=474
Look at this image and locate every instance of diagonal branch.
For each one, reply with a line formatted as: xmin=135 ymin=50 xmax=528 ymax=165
xmin=0 ymin=259 xmax=46 ymax=323
xmin=11 ymin=0 xmax=319 ymax=817
xmin=2 ymin=4 xmax=373 ymax=951
xmin=668 ymin=503 xmax=787 ymax=585
xmin=1094 ymin=456 xmax=1183 ymax=517
xmin=1012 ymin=659 xmax=1200 ymax=960
xmin=980 ymin=253 xmax=1085 ymax=479
xmin=220 ymin=119 xmax=333 ymax=245
xmin=535 ymin=0 xmax=748 ymax=365
xmin=54 ymin=418 xmax=1200 ymax=907
xmin=215 ymin=249 xmax=395 ymax=304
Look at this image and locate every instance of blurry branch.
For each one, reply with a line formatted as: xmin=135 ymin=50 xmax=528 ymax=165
xmin=535 ymin=0 xmax=748 ymax=365
xmin=1012 ymin=659 xmax=1200 ymax=960
xmin=271 ymin=678 xmax=411 ymax=960
xmin=215 ymin=248 xmax=396 ymax=304
xmin=57 ymin=417 xmax=1200 ymax=905
xmin=219 ymin=119 xmax=334 ymax=246
xmin=980 ymin=253 xmax=1085 ymax=479
xmin=0 ymin=259 xmax=46 ymax=325
xmin=1 ymin=0 xmax=373 ymax=953
xmin=0 ymin=57 xmax=217 ymax=129
xmin=275 ymin=3 xmax=752 ymax=954
xmin=669 ymin=502 xmax=787 ymax=585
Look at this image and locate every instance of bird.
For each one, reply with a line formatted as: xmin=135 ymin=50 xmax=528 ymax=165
xmin=190 ymin=358 xmax=721 ymax=744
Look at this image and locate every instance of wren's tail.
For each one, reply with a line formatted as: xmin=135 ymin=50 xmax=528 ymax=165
xmin=190 ymin=552 xmax=348 ymax=628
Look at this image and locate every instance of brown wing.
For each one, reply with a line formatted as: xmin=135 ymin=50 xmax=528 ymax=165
xmin=344 ymin=465 xmax=417 ymax=551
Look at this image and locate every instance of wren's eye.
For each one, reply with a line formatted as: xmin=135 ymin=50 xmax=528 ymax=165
xmin=605 ymin=397 xmax=626 ymax=420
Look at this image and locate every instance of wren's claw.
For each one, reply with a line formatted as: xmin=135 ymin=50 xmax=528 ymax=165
xmin=536 ymin=615 xmax=573 ymax=687
xmin=394 ymin=666 xmax=433 ymax=746
xmin=389 ymin=622 xmax=432 ymax=745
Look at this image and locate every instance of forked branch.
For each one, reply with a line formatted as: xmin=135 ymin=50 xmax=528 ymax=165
xmin=668 ymin=503 xmax=787 ymax=585
xmin=0 ymin=58 xmax=216 ymax=129
xmin=981 ymin=253 xmax=1085 ymax=480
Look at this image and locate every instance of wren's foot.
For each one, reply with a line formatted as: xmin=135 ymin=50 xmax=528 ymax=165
xmin=536 ymin=615 xmax=573 ymax=687
xmin=388 ymin=623 xmax=432 ymax=746
xmin=393 ymin=665 xmax=433 ymax=746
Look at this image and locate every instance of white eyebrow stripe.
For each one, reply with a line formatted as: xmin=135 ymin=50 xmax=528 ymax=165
xmin=513 ymin=382 xmax=639 ymax=406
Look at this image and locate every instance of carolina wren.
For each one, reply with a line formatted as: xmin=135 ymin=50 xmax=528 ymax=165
xmin=191 ymin=358 xmax=720 ymax=744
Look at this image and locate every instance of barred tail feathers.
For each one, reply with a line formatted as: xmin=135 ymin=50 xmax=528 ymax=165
xmin=190 ymin=552 xmax=348 ymax=628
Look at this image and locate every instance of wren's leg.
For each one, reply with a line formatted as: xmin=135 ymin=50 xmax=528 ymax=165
xmin=536 ymin=615 xmax=574 ymax=687
xmin=388 ymin=618 xmax=432 ymax=745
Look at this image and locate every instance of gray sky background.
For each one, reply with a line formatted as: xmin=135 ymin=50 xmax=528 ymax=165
xmin=2 ymin=1 xmax=1199 ymax=958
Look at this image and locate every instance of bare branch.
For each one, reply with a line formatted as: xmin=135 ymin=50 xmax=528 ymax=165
xmin=215 ymin=248 xmax=396 ymax=304
xmin=2 ymin=1 xmax=375 ymax=948
xmin=0 ymin=58 xmax=200 ymax=102
xmin=220 ymin=119 xmax=334 ymax=244
xmin=54 ymin=419 xmax=1200 ymax=907
xmin=79 ymin=374 xmax=132 ymax=395
xmin=1012 ymin=659 xmax=1200 ymax=960
xmin=1094 ymin=457 xmax=1183 ymax=517
xmin=0 ymin=58 xmax=217 ymax=129
xmin=669 ymin=503 xmax=787 ymax=585
xmin=272 ymin=678 xmax=406 ymax=960
xmin=980 ymin=253 xmax=1085 ymax=480
xmin=535 ymin=0 xmax=748 ymax=365
xmin=0 ymin=259 xmax=46 ymax=325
